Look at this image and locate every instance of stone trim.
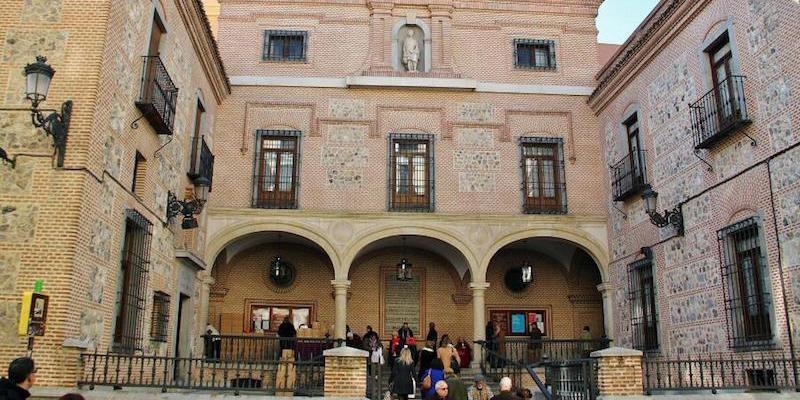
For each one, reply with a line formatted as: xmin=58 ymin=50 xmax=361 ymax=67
xmin=230 ymin=75 xmax=594 ymax=96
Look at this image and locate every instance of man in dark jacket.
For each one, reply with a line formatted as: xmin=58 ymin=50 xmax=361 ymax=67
xmin=0 ymin=357 xmax=37 ymax=400
xmin=277 ymin=316 xmax=297 ymax=350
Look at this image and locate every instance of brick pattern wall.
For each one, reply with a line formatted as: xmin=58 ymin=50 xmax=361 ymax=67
xmin=592 ymin=0 xmax=800 ymax=356
xmin=324 ymin=353 xmax=368 ymax=397
xmin=0 ymin=0 xmax=226 ymax=387
xmin=595 ymin=354 xmax=644 ymax=396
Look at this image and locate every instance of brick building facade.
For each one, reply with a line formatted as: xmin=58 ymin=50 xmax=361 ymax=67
xmin=0 ymin=0 xmax=228 ymax=386
xmin=590 ymin=0 xmax=800 ymax=357
xmin=204 ymin=0 xmax=609 ymax=347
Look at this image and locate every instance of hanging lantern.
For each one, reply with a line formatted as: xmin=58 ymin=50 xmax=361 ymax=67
xmin=521 ymin=261 xmax=534 ymax=284
xmin=397 ymin=258 xmax=412 ymax=281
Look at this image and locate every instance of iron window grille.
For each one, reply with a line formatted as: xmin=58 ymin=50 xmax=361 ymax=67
xmin=718 ymin=217 xmax=774 ymax=349
xmin=263 ymin=30 xmax=308 ymax=62
xmin=150 ymin=291 xmax=171 ymax=342
xmin=388 ymin=133 xmax=435 ymax=212
xmin=628 ymin=257 xmax=659 ymax=352
xmin=113 ymin=209 xmax=153 ymax=354
xmin=253 ymin=130 xmax=301 ymax=209
xmin=611 ymin=113 xmax=648 ymax=201
xmin=514 ymin=39 xmax=557 ymax=70
xmin=519 ymin=137 xmax=567 ymax=214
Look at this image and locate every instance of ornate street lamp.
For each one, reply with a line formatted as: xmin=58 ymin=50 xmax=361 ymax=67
xmin=166 ymin=177 xmax=210 ymax=229
xmin=397 ymin=236 xmax=412 ymax=281
xmin=0 ymin=56 xmax=73 ymax=168
xmin=521 ymin=261 xmax=534 ymax=284
xmin=641 ymin=184 xmax=684 ymax=236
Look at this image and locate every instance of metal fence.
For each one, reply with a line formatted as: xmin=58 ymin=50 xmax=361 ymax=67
xmin=78 ymin=350 xmax=325 ymax=395
xmin=544 ymin=359 xmax=598 ymax=400
xmin=644 ymin=353 xmax=800 ymax=394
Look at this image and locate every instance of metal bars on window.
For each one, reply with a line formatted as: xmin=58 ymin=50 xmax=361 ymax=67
xmin=514 ymin=39 xmax=556 ymax=70
xmin=253 ymin=130 xmax=301 ymax=209
xmin=519 ymin=137 xmax=567 ymax=214
xmin=263 ymin=30 xmax=308 ymax=62
xmin=150 ymin=291 xmax=170 ymax=343
xmin=113 ymin=209 xmax=153 ymax=354
xmin=188 ymin=135 xmax=214 ymax=190
xmin=718 ymin=217 xmax=773 ymax=349
xmin=628 ymin=258 xmax=659 ymax=352
xmin=388 ymin=133 xmax=434 ymax=212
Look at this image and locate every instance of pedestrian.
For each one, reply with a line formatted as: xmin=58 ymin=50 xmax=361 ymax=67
xmin=420 ymin=358 xmax=446 ymax=400
xmin=467 ymin=374 xmax=493 ymax=400
xmin=0 ymin=357 xmax=37 ymax=400
xmin=426 ymin=322 xmax=438 ymax=344
xmin=278 ymin=316 xmax=297 ymax=350
xmin=417 ymin=340 xmax=436 ymax=381
xmin=437 ymin=334 xmax=460 ymax=375
xmin=398 ymin=322 xmax=414 ymax=347
xmin=205 ymin=323 xmax=222 ymax=360
xmin=489 ymin=377 xmax=516 ymax=400
xmin=389 ymin=332 xmax=402 ymax=366
xmin=58 ymin=395 xmax=85 ymax=400
xmin=445 ymin=371 xmax=468 ymax=400
xmin=392 ymin=348 xmax=416 ymax=400
xmin=428 ymin=380 xmax=451 ymax=400
xmin=580 ymin=325 xmax=592 ymax=357
xmin=455 ymin=336 xmax=471 ymax=369
xmin=528 ymin=323 xmax=542 ymax=363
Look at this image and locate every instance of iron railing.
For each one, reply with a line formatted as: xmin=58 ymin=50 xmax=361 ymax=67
xmin=690 ymin=75 xmax=750 ymax=149
xmin=644 ymin=353 xmax=800 ymax=394
xmin=188 ymin=135 xmax=214 ymax=189
xmin=201 ymin=335 xmax=339 ymax=363
xmin=78 ymin=351 xmax=325 ymax=395
xmin=490 ymin=338 xmax=612 ymax=364
xmin=610 ymin=150 xmax=647 ymax=201
xmin=135 ymin=56 xmax=178 ymax=135
xmin=543 ymin=359 xmax=598 ymax=400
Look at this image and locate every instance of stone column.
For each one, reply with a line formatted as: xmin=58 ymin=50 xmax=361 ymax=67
xmin=591 ymin=347 xmax=644 ymax=397
xmin=470 ymin=282 xmax=489 ymax=369
xmin=332 ymin=280 xmax=351 ymax=340
xmin=596 ymin=282 xmax=613 ymax=338
xmin=197 ymin=274 xmax=216 ymax=352
xmin=324 ymin=346 xmax=369 ymax=397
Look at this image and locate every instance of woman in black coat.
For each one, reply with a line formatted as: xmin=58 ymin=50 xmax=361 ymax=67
xmin=392 ymin=347 xmax=416 ymax=400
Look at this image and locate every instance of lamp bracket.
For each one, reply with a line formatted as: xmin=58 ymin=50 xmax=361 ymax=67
xmin=0 ymin=147 xmax=16 ymax=169
xmin=647 ymin=203 xmax=684 ymax=236
xmin=692 ymin=149 xmax=714 ymax=172
xmin=166 ymin=191 xmax=205 ymax=225
xmin=130 ymin=113 xmax=145 ymax=130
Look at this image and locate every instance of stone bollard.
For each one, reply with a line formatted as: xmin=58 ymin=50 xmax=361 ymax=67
xmin=324 ymin=345 xmax=369 ymax=398
xmin=590 ymin=347 xmax=644 ymax=397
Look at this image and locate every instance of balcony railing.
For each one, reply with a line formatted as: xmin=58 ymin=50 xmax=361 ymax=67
xmin=690 ymin=75 xmax=751 ymax=149
xmin=135 ymin=56 xmax=178 ymax=135
xmin=188 ymin=135 xmax=214 ymax=188
xmin=611 ymin=150 xmax=647 ymax=201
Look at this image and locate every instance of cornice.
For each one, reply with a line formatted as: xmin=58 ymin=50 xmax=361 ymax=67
xmin=588 ymin=0 xmax=711 ymax=112
xmin=177 ymin=0 xmax=231 ymax=104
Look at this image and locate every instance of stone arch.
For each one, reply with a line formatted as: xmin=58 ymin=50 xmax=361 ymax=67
xmin=392 ymin=18 xmax=432 ymax=72
xmin=342 ymin=225 xmax=478 ymax=280
xmin=205 ymin=221 xmax=341 ymax=276
xmin=477 ymin=227 xmax=609 ymax=283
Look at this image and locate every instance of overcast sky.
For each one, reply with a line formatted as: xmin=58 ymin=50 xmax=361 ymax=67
xmin=597 ymin=0 xmax=660 ymax=44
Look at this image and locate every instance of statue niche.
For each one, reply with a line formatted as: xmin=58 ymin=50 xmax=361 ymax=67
xmin=396 ymin=25 xmax=425 ymax=72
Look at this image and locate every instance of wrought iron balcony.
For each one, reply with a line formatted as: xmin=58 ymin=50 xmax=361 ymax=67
xmin=188 ymin=135 xmax=214 ymax=189
xmin=690 ymin=75 xmax=751 ymax=149
xmin=134 ymin=56 xmax=178 ymax=135
xmin=611 ymin=150 xmax=648 ymax=201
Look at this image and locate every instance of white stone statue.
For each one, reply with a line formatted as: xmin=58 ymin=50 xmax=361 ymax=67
xmin=402 ymin=30 xmax=419 ymax=72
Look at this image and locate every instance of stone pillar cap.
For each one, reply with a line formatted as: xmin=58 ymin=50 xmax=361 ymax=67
xmin=324 ymin=345 xmax=369 ymax=357
xmin=590 ymin=346 xmax=643 ymax=358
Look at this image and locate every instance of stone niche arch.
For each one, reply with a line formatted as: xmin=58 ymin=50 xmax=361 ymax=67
xmin=392 ymin=18 xmax=432 ymax=72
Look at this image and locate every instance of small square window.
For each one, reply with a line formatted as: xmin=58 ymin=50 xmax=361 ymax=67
xmin=263 ymin=30 xmax=308 ymax=62
xmin=514 ymin=39 xmax=556 ymax=70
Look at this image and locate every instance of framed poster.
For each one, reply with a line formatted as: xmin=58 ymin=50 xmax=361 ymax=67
xmin=527 ymin=311 xmax=547 ymax=336
xmin=510 ymin=313 xmax=526 ymax=334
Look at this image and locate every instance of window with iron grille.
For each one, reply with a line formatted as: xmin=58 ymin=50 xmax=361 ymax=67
xmin=388 ymin=133 xmax=434 ymax=212
xmin=253 ymin=130 xmax=301 ymax=209
xmin=628 ymin=257 xmax=659 ymax=352
xmin=718 ymin=217 xmax=773 ymax=349
xmin=150 ymin=291 xmax=170 ymax=342
xmin=113 ymin=209 xmax=153 ymax=353
xmin=514 ymin=39 xmax=556 ymax=70
xmin=263 ymin=30 xmax=308 ymax=62
xmin=520 ymin=137 xmax=567 ymax=214
xmin=611 ymin=112 xmax=648 ymax=201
